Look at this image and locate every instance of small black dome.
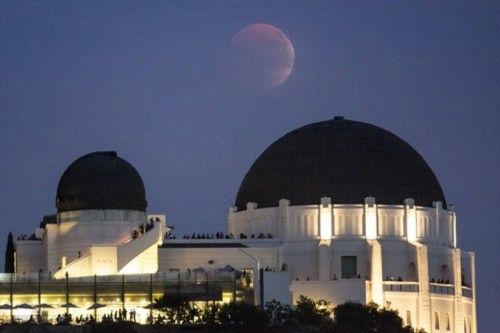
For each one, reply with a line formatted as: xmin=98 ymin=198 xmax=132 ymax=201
xmin=235 ymin=118 xmax=446 ymax=211
xmin=56 ymin=151 xmax=147 ymax=213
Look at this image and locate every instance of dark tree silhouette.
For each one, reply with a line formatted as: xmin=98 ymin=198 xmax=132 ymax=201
xmin=4 ymin=232 xmax=15 ymax=273
xmin=293 ymin=295 xmax=333 ymax=326
xmin=153 ymin=293 xmax=192 ymax=324
xmin=218 ymin=301 xmax=268 ymax=331
xmin=332 ymin=302 xmax=425 ymax=333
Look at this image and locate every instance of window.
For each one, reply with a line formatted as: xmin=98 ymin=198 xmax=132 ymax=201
xmin=408 ymin=262 xmax=416 ymax=281
xmin=446 ymin=313 xmax=450 ymax=330
xmin=435 ymin=312 xmax=440 ymax=330
xmin=341 ymin=256 xmax=357 ymax=279
xmin=406 ymin=310 xmax=412 ymax=326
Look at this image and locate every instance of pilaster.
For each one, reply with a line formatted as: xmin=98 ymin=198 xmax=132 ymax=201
xmin=364 ymin=197 xmax=377 ymax=240
xmin=318 ymin=242 xmax=331 ymax=280
xmin=414 ymin=243 xmax=431 ymax=332
xmin=433 ymin=201 xmax=442 ymax=241
xmin=247 ymin=202 xmax=257 ymax=236
xmin=318 ymin=197 xmax=332 ymax=280
xmin=227 ymin=206 xmax=237 ymax=235
xmin=319 ymin=197 xmax=332 ymax=240
xmin=452 ymin=249 xmax=464 ymax=333
xmin=404 ymin=198 xmax=417 ymax=242
xmin=369 ymin=240 xmax=384 ymax=305
xmin=279 ymin=199 xmax=290 ymax=241
xmin=469 ymin=252 xmax=477 ymax=333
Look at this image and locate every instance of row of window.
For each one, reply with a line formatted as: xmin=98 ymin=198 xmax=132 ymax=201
xmin=434 ymin=312 xmax=473 ymax=332
xmin=435 ymin=311 xmax=451 ymax=331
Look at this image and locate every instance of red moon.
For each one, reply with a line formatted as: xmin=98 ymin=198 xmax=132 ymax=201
xmin=229 ymin=23 xmax=295 ymax=90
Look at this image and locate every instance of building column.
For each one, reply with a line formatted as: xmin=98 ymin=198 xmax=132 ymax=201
xmin=369 ymin=240 xmax=384 ymax=306
xmin=318 ymin=242 xmax=331 ymax=281
xmin=227 ymin=207 xmax=237 ymax=236
xmin=451 ymin=209 xmax=457 ymax=248
xmin=364 ymin=197 xmax=377 ymax=240
xmin=433 ymin=201 xmax=442 ymax=242
xmin=452 ymin=249 xmax=464 ymax=333
xmin=415 ymin=243 xmax=431 ymax=332
xmin=318 ymin=197 xmax=332 ymax=280
xmin=469 ymin=252 xmax=477 ymax=333
xmin=279 ymin=199 xmax=290 ymax=241
xmin=247 ymin=202 xmax=257 ymax=237
xmin=404 ymin=198 xmax=417 ymax=242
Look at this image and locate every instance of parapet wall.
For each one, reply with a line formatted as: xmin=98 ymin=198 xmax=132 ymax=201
xmin=228 ymin=198 xmax=455 ymax=246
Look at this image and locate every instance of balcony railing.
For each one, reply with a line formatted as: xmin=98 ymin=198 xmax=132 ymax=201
xmin=430 ymin=283 xmax=454 ymax=295
xmin=383 ymin=281 xmax=419 ymax=292
xmin=462 ymin=286 xmax=473 ymax=299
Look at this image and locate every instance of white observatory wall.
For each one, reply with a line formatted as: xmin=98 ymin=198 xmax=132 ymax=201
xmin=228 ymin=200 xmax=455 ymax=253
xmin=158 ymin=246 xmax=279 ymax=273
xmin=227 ymin=199 xmax=474 ymax=332
xmin=15 ymin=240 xmax=43 ymax=273
xmin=379 ymin=241 xmax=418 ymax=281
xmin=279 ymin=240 xmax=319 ymax=281
xmin=426 ymin=244 xmax=455 ymax=283
xmin=46 ymin=209 xmax=146 ymax=273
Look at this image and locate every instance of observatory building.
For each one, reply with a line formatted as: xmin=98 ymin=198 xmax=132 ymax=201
xmin=12 ymin=117 xmax=476 ymax=332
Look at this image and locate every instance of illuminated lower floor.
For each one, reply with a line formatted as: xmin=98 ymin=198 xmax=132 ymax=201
xmin=0 ymin=272 xmax=245 ymax=324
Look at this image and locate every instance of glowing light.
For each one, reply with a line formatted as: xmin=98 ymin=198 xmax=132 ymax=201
xmin=320 ymin=198 xmax=332 ymax=240
xmin=16 ymin=308 xmax=33 ymax=316
xmin=222 ymin=292 xmax=233 ymax=303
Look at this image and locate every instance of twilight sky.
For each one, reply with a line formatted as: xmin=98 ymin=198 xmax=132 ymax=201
xmin=1 ymin=2 xmax=498 ymax=331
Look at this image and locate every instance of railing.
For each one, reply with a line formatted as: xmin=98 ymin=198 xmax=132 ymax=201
xmin=430 ymin=283 xmax=454 ymax=295
xmin=119 ymin=221 xmax=157 ymax=246
xmin=383 ymin=281 xmax=419 ymax=292
xmin=0 ymin=272 xmax=239 ymax=305
xmin=462 ymin=286 xmax=473 ymax=299
xmin=0 ymin=271 xmax=235 ymax=284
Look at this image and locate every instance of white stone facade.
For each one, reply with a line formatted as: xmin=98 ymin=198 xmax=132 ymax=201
xmin=15 ymin=196 xmax=476 ymax=333
xmin=16 ymin=210 xmax=165 ymax=278
xmin=222 ymin=196 xmax=476 ymax=333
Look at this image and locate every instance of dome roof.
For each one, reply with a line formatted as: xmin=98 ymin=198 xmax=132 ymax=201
xmin=56 ymin=151 xmax=147 ymax=213
xmin=235 ymin=117 xmax=446 ymax=211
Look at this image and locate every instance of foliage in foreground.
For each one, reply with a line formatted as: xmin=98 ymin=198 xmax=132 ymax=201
xmin=218 ymin=301 xmax=268 ymax=331
xmin=332 ymin=301 xmax=426 ymax=333
xmin=149 ymin=294 xmax=426 ymax=332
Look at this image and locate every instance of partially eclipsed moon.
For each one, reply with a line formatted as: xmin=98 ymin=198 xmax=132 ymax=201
xmin=229 ymin=23 xmax=295 ymax=90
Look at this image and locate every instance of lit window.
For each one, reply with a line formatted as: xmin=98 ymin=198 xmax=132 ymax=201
xmin=435 ymin=311 xmax=440 ymax=330
xmin=341 ymin=256 xmax=357 ymax=279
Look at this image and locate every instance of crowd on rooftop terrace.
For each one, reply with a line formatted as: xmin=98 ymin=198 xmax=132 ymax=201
xmin=173 ymin=232 xmax=274 ymax=240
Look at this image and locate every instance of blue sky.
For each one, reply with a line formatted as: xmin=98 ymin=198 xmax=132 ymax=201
xmin=1 ymin=2 xmax=498 ymax=331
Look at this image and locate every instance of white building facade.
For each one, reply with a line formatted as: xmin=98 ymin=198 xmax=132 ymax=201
xmin=16 ymin=152 xmax=165 ymax=279
xmin=14 ymin=118 xmax=476 ymax=332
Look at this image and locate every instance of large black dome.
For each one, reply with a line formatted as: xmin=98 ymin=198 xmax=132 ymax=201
xmin=235 ymin=117 xmax=446 ymax=211
xmin=56 ymin=151 xmax=147 ymax=213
